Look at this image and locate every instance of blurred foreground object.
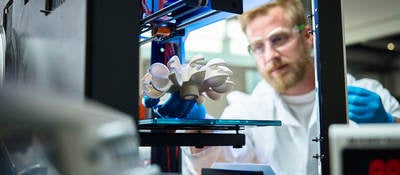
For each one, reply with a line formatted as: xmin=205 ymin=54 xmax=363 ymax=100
xmin=0 ymin=87 xmax=159 ymax=175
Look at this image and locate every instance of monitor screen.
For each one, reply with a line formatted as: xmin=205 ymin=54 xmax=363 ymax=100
xmin=342 ymin=149 xmax=400 ymax=175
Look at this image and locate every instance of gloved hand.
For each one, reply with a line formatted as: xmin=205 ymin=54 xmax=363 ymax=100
xmin=347 ymin=86 xmax=394 ymax=123
xmin=142 ymin=91 xmax=206 ymax=119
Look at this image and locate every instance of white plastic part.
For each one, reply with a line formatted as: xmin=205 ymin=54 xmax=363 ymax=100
xmin=205 ymin=58 xmax=227 ymax=67
xmin=205 ymin=89 xmax=221 ymax=100
xmin=188 ymin=54 xmax=205 ymax=66
xmin=142 ymin=73 xmax=165 ymax=99
xmin=142 ymin=55 xmax=234 ymax=104
xmin=167 ymin=55 xmax=181 ymax=70
xmin=212 ymin=80 xmax=235 ymax=93
xmin=204 ymin=72 xmax=228 ymax=87
xmin=149 ymin=63 xmax=172 ymax=91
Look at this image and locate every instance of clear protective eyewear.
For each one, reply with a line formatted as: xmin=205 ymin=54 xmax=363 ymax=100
xmin=247 ymin=24 xmax=305 ymax=56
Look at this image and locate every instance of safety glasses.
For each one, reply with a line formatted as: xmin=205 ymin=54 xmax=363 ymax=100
xmin=247 ymin=24 xmax=305 ymax=57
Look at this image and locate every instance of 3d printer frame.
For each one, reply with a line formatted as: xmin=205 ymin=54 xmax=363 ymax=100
xmin=139 ymin=0 xmax=347 ymax=174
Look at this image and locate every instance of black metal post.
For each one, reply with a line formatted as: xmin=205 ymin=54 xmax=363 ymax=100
xmin=85 ymin=0 xmax=140 ymax=122
xmin=312 ymin=0 xmax=348 ymax=174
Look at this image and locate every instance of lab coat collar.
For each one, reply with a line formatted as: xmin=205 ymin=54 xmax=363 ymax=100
xmin=272 ymin=88 xmax=318 ymax=129
xmin=251 ymin=80 xmax=318 ymax=128
xmin=309 ymin=99 xmax=318 ymax=129
xmin=273 ymin=93 xmax=302 ymax=127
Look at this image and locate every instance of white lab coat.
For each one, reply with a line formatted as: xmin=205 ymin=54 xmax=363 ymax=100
xmin=181 ymin=74 xmax=400 ymax=175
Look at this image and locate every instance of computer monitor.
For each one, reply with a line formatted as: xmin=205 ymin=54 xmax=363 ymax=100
xmin=329 ymin=124 xmax=400 ymax=175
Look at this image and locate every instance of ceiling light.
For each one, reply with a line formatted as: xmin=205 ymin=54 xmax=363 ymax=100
xmin=387 ymin=42 xmax=395 ymax=51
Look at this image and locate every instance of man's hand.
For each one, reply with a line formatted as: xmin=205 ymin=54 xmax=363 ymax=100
xmin=347 ymin=86 xmax=395 ymax=123
xmin=143 ymin=91 xmax=206 ymax=119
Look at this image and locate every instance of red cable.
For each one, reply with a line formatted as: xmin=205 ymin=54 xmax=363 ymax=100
xmin=158 ymin=0 xmax=166 ymax=10
xmin=166 ymin=146 xmax=171 ymax=172
xmin=175 ymin=146 xmax=179 ymax=160
xmin=142 ymin=0 xmax=151 ymax=15
xmin=169 ymin=43 xmax=175 ymax=57
xmin=164 ymin=44 xmax=169 ymax=64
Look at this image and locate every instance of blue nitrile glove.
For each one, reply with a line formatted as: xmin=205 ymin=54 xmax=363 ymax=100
xmin=142 ymin=95 xmax=160 ymax=108
xmin=347 ymin=86 xmax=395 ymax=123
xmin=142 ymin=91 xmax=206 ymax=119
xmin=186 ymin=102 xmax=206 ymax=119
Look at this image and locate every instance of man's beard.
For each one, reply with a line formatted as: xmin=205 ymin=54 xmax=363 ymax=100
xmin=261 ymin=48 xmax=312 ymax=93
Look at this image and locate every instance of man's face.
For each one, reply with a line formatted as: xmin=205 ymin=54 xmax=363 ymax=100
xmin=245 ymin=7 xmax=313 ymax=93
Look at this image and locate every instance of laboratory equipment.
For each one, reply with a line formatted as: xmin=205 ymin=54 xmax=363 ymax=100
xmin=329 ymin=124 xmax=400 ymax=175
xmin=0 ymin=86 xmax=160 ymax=175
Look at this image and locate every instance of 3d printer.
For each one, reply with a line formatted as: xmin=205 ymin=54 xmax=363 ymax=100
xmin=0 ymin=0 xmax=348 ymax=174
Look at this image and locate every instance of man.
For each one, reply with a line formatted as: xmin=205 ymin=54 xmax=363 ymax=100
xmin=178 ymin=0 xmax=400 ymax=174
